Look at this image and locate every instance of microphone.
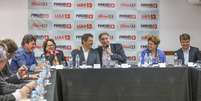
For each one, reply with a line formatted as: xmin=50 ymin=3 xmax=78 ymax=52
xmin=105 ymin=45 xmax=109 ymax=48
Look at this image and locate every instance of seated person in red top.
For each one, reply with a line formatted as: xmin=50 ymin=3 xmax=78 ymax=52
xmin=41 ymin=39 xmax=65 ymax=66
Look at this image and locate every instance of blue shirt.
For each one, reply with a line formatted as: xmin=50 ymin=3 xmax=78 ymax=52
xmin=10 ymin=47 xmax=37 ymax=73
xmin=140 ymin=48 xmax=166 ymax=64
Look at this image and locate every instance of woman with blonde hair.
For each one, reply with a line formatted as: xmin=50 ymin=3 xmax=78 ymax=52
xmin=140 ymin=35 xmax=166 ymax=65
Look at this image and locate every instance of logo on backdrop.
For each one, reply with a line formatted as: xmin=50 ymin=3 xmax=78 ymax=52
xmin=141 ymin=24 xmax=157 ymax=29
xmin=122 ymin=44 xmax=136 ymax=49
xmin=32 ymin=22 xmax=48 ymax=29
xmin=31 ymin=13 xmax=50 ymax=19
xmin=34 ymin=35 xmax=49 ymax=40
xmin=97 ymin=14 xmax=114 ymax=20
xmin=141 ymin=14 xmax=157 ymax=20
xmin=119 ymin=23 xmax=135 ymax=30
xmin=57 ymin=45 xmax=72 ymax=50
xmin=55 ymin=35 xmax=71 ymax=40
xmin=53 ymin=24 xmax=72 ymax=30
xmin=53 ymin=2 xmax=72 ymax=8
xmin=76 ymin=23 xmax=93 ymax=30
xmin=31 ymin=1 xmax=48 ymax=7
xmin=54 ymin=13 xmax=71 ymax=19
xmin=97 ymin=24 xmax=115 ymax=29
xmin=119 ymin=3 xmax=136 ymax=8
xmin=119 ymin=14 xmax=136 ymax=20
xmin=141 ymin=3 xmax=158 ymax=8
xmin=97 ymin=3 xmax=116 ymax=8
xmin=76 ymin=14 xmax=94 ymax=20
xmin=76 ymin=2 xmax=93 ymax=8
xmin=119 ymin=35 xmax=136 ymax=40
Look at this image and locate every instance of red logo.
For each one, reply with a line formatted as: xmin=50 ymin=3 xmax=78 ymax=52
xmin=76 ymin=14 xmax=94 ymax=19
xmin=76 ymin=2 xmax=93 ymax=8
xmin=31 ymin=13 xmax=49 ymax=19
xmin=119 ymin=35 xmax=136 ymax=40
xmin=32 ymin=23 xmax=48 ymax=29
xmin=54 ymin=24 xmax=72 ymax=29
xmin=98 ymin=3 xmax=115 ymax=8
xmin=57 ymin=45 xmax=72 ymax=50
xmin=54 ymin=13 xmax=71 ymax=19
xmin=141 ymin=3 xmax=158 ymax=8
xmin=53 ymin=2 xmax=72 ymax=8
xmin=119 ymin=14 xmax=136 ymax=19
xmin=98 ymin=24 xmax=115 ymax=29
xmin=76 ymin=24 xmax=93 ymax=30
xmin=55 ymin=35 xmax=71 ymax=40
xmin=141 ymin=24 xmax=157 ymax=29
xmin=97 ymin=14 xmax=114 ymax=20
xmin=31 ymin=1 xmax=48 ymax=7
xmin=34 ymin=35 xmax=49 ymax=40
xmin=120 ymin=23 xmax=135 ymax=29
xmin=141 ymin=14 xmax=157 ymax=20
xmin=122 ymin=44 xmax=135 ymax=49
xmin=120 ymin=3 xmax=136 ymax=8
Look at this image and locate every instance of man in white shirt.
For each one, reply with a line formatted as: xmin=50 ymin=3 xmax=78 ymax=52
xmin=71 ymin=33 xmax=100 ymax=66
xmin=175 ymin=33 xmax=201 ymax=65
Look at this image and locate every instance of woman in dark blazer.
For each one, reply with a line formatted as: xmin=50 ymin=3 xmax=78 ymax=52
xmin=41 ymin=39 xmax=65 ymax=66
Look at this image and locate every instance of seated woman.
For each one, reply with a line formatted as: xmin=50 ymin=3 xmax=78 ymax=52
xmin=41 ymin=39 xmax=65 ymax=66
xmin=140 ymin=35 xmax=166 ymax=65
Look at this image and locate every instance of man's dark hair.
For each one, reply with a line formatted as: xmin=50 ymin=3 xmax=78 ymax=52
xmin=21 ymin=34 xmax=36 ymax=46
xmin=98 ymin=32 xmax=110 ymax=40
xmin=42 ymin=38 xmax=56 ymax=53
xmin=81 ymin=33 xmax=93 ymax=44
xmin=180 ymin=33 xmax=190 ymax=41
xmin=2 ymin=39 xmax=18 ymax=54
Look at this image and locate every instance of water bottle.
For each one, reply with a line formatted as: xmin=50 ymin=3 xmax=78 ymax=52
xmin=31 ymin=90 xmax=39 ymax=101
xmin=75 ymin=54 xmax=80 ymax=68
xmin=147 ymin=53 xmax=152 ymax=66
xmin=41 ymin=54 xmax=46 ymax=64
xmin=174 ymin=53 xmax=178 ymax=66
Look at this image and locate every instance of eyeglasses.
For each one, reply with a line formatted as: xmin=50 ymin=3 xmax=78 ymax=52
xmin=47 ymin=44 xmax=55 ymax=47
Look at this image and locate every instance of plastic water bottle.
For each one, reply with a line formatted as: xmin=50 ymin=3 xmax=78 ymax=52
xmin=31 ymin=90 xmax=39 ymax=101
xmin=174 ymin=53 xmax=178 ymax=66
xmin=75 ymin=54 xmax=80 ymax=68
xmin=147 ymin=53 xmax=152 ymax=66
xmin=41 ymin=54 xmax=46 ymax=64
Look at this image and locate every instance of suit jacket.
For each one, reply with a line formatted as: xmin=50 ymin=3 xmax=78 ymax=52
xmin=0 ymin=78 xmax=23 ymax=94
xmin=175 ymin=46 xmax=201 ymax=64
xmin=0 ymin=94 xmax=15 ymax=101
xmin=71 ymin=47 xmax=100 ymax=66
xmin=1 ymin=63 xmax=23 ymax=84
xmin=96 ymin=43 xmax=127 ymax=65
xmin=42 ymin=50 xmax=65 ymax=66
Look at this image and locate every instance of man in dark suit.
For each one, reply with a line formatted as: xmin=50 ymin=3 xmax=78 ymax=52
xmin=175 ymin=33 xmax=201 ymax=65
xmin=96 ymin=32 xmax=127 ymax=66
xmin=0 ymin=43 xmax=36 ymax=101
xmin=71 ymin=33 xmax=100 ymax=66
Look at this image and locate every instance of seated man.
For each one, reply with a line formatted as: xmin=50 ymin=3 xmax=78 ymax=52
xmin=71 ymin=33 xmax=100 ymax=66
xmin=0 ymin=39 xmax=29 ymax=84
xmin=96 ymin=32 xmax=127 ymax=66
xmin=175 ymin=33 xmax=201 ymax=65
xmin=10 ymin=34 xmax=42 ymax=73
xmin=0 ymin=43 xmax=36 ymax=101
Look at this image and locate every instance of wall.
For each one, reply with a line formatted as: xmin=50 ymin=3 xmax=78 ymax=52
xmin=0 ymin=0 xmax=201 ymax=50
xmin=0 ymin=0 xmax=28 ymax=45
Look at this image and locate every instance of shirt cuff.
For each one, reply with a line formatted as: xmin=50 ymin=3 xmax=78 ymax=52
xmin=12 ymin=89 xmax=22 ymax=101
xmin=16 ymin=72 xmax=21 ymax=79
xmin=29 ymin=64 xmax=36 ymax=71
